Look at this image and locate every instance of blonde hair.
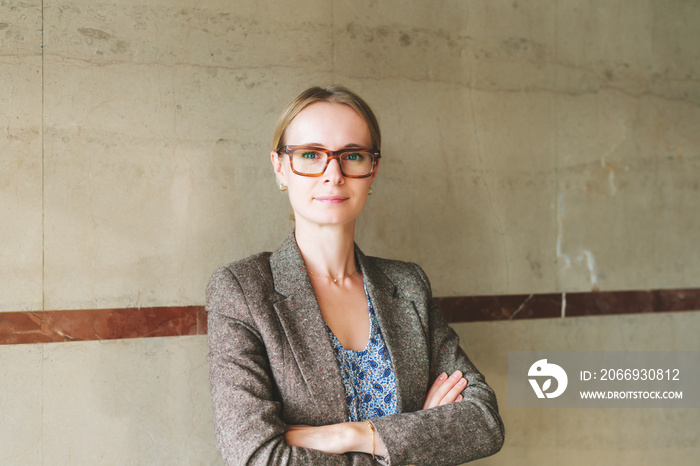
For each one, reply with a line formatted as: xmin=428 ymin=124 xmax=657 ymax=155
xmin=272 ymin=85 xmax=381 ymax=152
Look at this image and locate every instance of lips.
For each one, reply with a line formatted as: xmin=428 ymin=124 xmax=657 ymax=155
xmin=314 ymin=195 xmax=348 ymax=204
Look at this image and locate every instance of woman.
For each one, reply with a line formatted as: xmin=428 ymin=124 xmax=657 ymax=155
xmin=206 ymin=86 xmax=504 ymax=465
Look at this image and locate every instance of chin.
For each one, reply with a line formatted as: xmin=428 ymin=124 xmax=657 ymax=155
xmin=297 ymin=213 xmax=360 ymax=229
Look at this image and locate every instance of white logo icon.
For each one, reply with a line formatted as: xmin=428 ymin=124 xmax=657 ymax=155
xmin=528 ymin=359 xmax=568 ymax=399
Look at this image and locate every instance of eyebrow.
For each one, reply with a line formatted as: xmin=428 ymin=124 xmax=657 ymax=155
xmin=297 ymin=143 xmax=368 ymax=150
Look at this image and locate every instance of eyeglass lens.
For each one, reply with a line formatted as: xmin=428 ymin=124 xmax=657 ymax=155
xmin=290 ymin=149 xmax=374 ymax=176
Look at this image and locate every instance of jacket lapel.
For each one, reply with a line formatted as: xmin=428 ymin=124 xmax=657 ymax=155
xmin=356 ymin=248 xmax=429 ymax=413
xmin=269 ymin=233 xmax=347 ymax=423
xmin=268 ymin=232 xmax=429 ymax=419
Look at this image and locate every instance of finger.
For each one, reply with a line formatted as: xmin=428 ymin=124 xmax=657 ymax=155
xmin=424 ymin=371 xmax=463 ymax=409
xmin=422 ymin=372 xmax=448 ymax=409
xmin=423 ymin=372 xmax=456 ymax=409
xmin=438 ymin=377 xmax=467 ymax=406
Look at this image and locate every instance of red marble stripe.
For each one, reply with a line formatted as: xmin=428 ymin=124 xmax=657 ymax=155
xmin=0 ymin=306 xmax=206 ymax=345
xmin=436 ymin=294 xmax=562 ymax=322
xmin=1 ymin=289 xmax=699 ymax=345
xmin=436 ymin=288 xmax=700 ymax=323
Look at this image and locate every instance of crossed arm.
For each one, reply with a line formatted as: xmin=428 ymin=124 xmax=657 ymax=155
xmin=284 ymin=370 xmax=469 ymax=456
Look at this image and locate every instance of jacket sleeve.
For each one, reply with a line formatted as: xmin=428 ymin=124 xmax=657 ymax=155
xmin=206 ymin=266 xmax=376 ymax=466
xmin=369 ymin=263 xmax=505 ymax=465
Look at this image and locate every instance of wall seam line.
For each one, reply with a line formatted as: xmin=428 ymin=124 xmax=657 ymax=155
xmin=40 ymin=2 xmax=46 ymax=464
xmin=331 ymin=0 xmax=335 ymax=82
xmin=40 ymin=0 xmax=45 ymax=314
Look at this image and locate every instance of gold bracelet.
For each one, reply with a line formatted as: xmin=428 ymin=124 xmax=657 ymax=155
xmin=365 ymin=420 xmax=376 ymax=460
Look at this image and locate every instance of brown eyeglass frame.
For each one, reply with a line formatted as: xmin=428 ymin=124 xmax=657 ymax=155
xmin=278 ymin=145 xmax=381 ymax=178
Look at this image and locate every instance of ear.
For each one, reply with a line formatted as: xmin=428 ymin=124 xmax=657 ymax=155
xmin=271 ymin=150 xmax=286 ymax=185
xmin=368 ymin=158 xmax=379 ymax=185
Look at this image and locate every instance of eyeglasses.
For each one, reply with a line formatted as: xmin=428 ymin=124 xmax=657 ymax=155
xmin=278 ymin=145 xmax=381 ymax=178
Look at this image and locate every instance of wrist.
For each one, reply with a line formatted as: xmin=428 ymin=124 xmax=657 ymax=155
xmin=326 ymin=422 xmax=368 ymax=454
xmin=345 ymin=422 xmax=368 ymax=453
xmin=348 ymin=421 xmax=388 ymax=458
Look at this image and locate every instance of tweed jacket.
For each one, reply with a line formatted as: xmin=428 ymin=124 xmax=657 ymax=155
xmin=206 ymin=232 xmax=504 ymax=465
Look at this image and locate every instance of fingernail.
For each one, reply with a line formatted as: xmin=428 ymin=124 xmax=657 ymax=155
xmin=451 ymin=370 xmax=462 ymax=378
xmin=439 ymin=372 xmax=448 ymax=380
xmin=458 ymin=378 xmax=467 ymax=386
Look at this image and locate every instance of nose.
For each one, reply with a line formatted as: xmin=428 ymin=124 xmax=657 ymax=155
xmin=323 ymin=157 xmax=345 ymax=183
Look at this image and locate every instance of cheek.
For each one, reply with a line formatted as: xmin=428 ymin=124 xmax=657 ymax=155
xmin=356 ymin=189 xmax=370 ymax=208
xmin=285 ymin=176 xmax=314 ymax=202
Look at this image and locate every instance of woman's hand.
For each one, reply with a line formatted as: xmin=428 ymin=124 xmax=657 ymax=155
xmin=422 ymin=370 xmax=467 ymax=409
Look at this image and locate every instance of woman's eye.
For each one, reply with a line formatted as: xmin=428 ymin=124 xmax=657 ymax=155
xmin=344 ymin=152 xmax=365 ymax=161
xmin=300 ymin=151 xmax=319 ymax=159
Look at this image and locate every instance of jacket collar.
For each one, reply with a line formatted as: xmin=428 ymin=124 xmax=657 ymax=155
xmin=269 ymin=231 xmax=397 ymax=299
xmin=268 ymin=231 xmax=426 ymax=417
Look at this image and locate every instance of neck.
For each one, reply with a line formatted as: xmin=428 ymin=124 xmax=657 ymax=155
xmin=294 ymin=221 xmax=357 ymax=279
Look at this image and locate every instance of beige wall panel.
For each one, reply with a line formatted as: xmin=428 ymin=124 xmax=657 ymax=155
xmin=31 ymin=0 xmax=699 ymax=308
xmin=553 ymin=408 xmax=699 ymax=466
xmin=0 ymin=57 xmax=43 ymax=312
xmin=336 ymin=0 xmax=700 ymax=297
xmin=550 ymin=0 xmax=700 ymax=290
xmin=40 ymin=0 xmax=334 ymax=309
xmin=453 ymin=311 xmax=700 ymax=465
xmin=555 ymin=93 xmax=700 ymax=292
xmin=0 ymin=1 xmax=41 ymax=55
xmin=41 ymin=61 xmax=321 ymax=309
xmin=456 ymin=0 xmax=558 ymax=93
xmin=43 ymin=0 xmax=332 ymax=69
xmin=41 ymin=336 xmax=220 ymax=465
xmin=555 ymin=0 xmax=700 ymax=103
xmin=0 ymin=345 xmax=43 ymax=464
xmin=650 ymin=100 xmax=700 ymax=289
xmin=333 ymin=0 xmax=470 ymax=85
xmin=351 ymin=81 xmax=488 ymax=296
xmin=350 ymin=79 xmax=558 ymax=296
xmin=0 ymin=2 xmax=43 ymax=311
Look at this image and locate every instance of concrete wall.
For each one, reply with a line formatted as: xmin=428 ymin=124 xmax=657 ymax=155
xmin=1 ymin=0 xmax=698 ymax=464
xmin=453 ymin=312 xmax=700 ymax=465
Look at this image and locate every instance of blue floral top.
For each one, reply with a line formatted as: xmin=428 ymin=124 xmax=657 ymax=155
xmin=325 ymin=282 xmax=399 ymax=422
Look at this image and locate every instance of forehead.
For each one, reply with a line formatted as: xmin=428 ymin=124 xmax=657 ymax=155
xmin=285 ymin=102 xmax=371 ymax=147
